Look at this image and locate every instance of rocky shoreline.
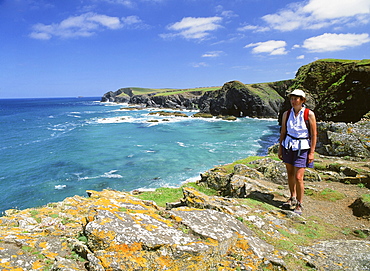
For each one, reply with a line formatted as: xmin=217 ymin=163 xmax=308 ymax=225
xmin=1 ymin=58 xmax=370 ymax=270
xmin=0 ymin=118 xmax=369 ymax=270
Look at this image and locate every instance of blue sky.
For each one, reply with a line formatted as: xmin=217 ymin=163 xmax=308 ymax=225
xmin=1 ymin=0 xmax=369 ymax=98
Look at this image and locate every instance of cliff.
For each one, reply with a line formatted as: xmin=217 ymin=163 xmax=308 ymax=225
xmin=101 ymin=81 xmax=293 ymax=118
xmin=198 ymin=80 xmax=291 ymax=118
xmin=289 ymin=59 xmax=370 ymax=123
xmin=101 ymin=59 xmax=370 ymax=122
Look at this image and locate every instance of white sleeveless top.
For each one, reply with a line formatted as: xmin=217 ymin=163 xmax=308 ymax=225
xmin=282 ymin=107 xmax=310 ymax=151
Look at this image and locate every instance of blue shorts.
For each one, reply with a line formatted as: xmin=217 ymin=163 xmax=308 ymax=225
xmin=282 ymin=148 xmax=313 ymax=168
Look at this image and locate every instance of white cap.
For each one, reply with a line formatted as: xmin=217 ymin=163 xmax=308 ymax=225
xmin=287 ymin=89 xmax=306 ymax=98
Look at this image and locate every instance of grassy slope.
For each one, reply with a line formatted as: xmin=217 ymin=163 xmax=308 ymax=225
xmin=116 ymin=59 xmax=369 ymax=98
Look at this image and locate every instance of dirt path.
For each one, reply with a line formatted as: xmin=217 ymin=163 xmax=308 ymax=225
xmin=273 ymin=176 xmax=370 ymax=240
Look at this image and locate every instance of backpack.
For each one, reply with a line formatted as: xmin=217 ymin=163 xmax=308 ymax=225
xmin=285 ymin=107 xmax=310 ymax=136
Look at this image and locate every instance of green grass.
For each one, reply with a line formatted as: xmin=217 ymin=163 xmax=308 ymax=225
xmin=246 ymin=82 xmax=284 ymax=102
xmin=219 ymin=156 xmax=271 ymax=173
xmin=237 ymin=198 xmax=278 ymax=211
xmin=305 ymin=188 xmax=346 ymax=202
xmin=317 ymin=58 xmax=370 ymax=65
xmin=362 ymin=193 xmax=370 ymax=203
xmin=154 ymin=86 xmax=221 ymax=96
xmin=135 ymin=182 xmax=217 ymax=207
xmin=130 ymin=87 xmax=175 ymax=95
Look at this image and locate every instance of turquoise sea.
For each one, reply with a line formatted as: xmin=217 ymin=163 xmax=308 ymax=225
xmin=0 ymin=97 xmax=279 ymax=214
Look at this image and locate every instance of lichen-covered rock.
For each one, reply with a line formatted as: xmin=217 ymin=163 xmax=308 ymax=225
xmin=199 ymin=167 xmax=231 ymax=194
xmin=1 ymin=184 xmax=370 ymax=270
xmin=249 ymin=158 xmax=288 ymax=185
xmin=316 ymin=121 xmax=370 ymax=158
xmin=300 ymin=240 xmax=370 ymax=270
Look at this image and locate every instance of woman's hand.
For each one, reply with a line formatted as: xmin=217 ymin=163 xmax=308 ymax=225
xmin=308 ymin=152 xmax=314 ymax=163
xmin=278 ymin=146 xmax=283 ymax=160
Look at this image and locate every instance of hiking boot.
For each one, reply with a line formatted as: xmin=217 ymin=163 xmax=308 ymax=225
xmin=282 ymin=197 xmax=297 ymax=209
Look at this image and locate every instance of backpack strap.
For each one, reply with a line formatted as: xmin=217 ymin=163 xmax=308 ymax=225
xmin=304 ymin=108 xmax=310 ymax=136
xmin=285 ymin=108 xmax=291 ymax=130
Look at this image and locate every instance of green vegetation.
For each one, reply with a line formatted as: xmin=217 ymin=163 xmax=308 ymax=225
xmin=361 ymin=193 xmax=370 ymax=203
xmin=305 ymin=188 xmax=345 ymax=202
xmin=117 ymin=86 xmax=222 ymax=97
xmin=217 ymin=156 xmax=266 ymax=173
xmin=318 ymin=58 xmax=370 ymax=65
xmin=135 ymin=182 xmax=217 ymax=207
xmin=237 ymin=198 xmax=278 ymax=212
xmin=130 ymin=87 xmax=175 ymax=95
xmin=353 ymin=229 xmax=369 ymax=238
xmin=246 ymin=82 xmax=284 ymax=102
xmin=192 ymin=112 xmax=213 ymax=118
xmin=155 ymin=86 xmax=221 ymax=96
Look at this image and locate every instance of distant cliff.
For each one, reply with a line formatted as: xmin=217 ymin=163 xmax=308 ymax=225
xmin=101 ymin=80 xmax=292 ymax=118
xmin=101 ymin=59 xmax=370 ymax=122
xmin=198 ymin=80 xmax=292 ymax=118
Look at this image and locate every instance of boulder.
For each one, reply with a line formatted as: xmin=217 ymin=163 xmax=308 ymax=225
xmin=349 ymin=195 xmax=370 ymax=218
xmin=300 ymin=240 xmax=370 ymax=270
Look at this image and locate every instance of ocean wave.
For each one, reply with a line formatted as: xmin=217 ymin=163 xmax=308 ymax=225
xmin=94 ymin=114 xmax=238 ymax=125
xmin=177 ymin=142 xmax=186 ymax=147
xmin=96 ymin=116 xmax=134 ymax=124
xmin=75 ymin=170 xmax=123 ymax=181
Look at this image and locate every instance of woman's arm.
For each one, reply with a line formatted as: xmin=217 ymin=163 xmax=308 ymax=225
xmin=308 ymin=110 xmax=317 ymax=162
xmin=278 ymin=111 xmax=288 ymax=160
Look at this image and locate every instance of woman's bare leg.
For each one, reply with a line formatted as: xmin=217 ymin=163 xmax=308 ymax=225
xmin=285 ymin=163 xmax=297 ymax=199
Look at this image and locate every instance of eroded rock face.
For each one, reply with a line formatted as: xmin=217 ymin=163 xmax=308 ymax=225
xmin=292 ymin=59 xmax=370 ymax=123
xmin=317 ymin=121 xmax=370 ymax=158
xmin=1 ymin=186 xmax=369 ymax=270
xmin=300 ymin=240 xmax=370 ymax=270
xmin=199 ymin=81 xmax=285 ymax=118
xmin=0 ymin=189 xmax=283 ymax=270
xmin=199 ymin=158 xmax=321 ymax=199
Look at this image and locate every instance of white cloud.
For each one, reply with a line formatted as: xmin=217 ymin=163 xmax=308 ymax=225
xmin=302 ymin=33 xmax=370 ymax=52
xmin=303 ymin=0 xmax=370 ymax=19
xmin=237 ymin=24 xmax=270 ymax=32
xmin=262 ymin=0 xmax=370 ymax=31
xmin=192 ymin=62 xmax=208 ymax=68
xmin=161 ymin=17 xmax=222 ymax=40
xmin=202 ymin=51 xmax=224 ymax=58
xmin=29 ymin=12 xmax=144 ymax=40
xmin=245 ymin=40 xmax=288 ymax=55
xmin=297 ymin=55 xmax=305 ymax=59
xmin=215 ymin=5 xmax=238 ymax=18
xmin=100 ymin=0 xmax=164 ymax=8
xmin=121 ymin=15 xmax=142 ymax=25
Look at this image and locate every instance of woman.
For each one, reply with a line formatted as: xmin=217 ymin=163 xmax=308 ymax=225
xmin=278 ymin=89 xmax=317 ymax=215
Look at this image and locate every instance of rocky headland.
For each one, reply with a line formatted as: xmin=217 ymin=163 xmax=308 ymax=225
xmin=1 ymin=59 xmax=370 ymax=270
xmin=101 ymin=59 xmax=370 ymax=122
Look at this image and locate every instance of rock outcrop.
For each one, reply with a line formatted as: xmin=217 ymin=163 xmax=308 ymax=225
xmin=1 ymin=183 xmax=369 ymax=270
xmin=101 ymin=80 xmax=293 ymax=118
xmin=198 ymin=80 xmax=290 ymax=118
xmin=316 ymin=120 xmax=370 ymax=158
xmin=283 ymin=59 xmax=370 ymax=123
xmin=0 ymin=189 xmax=285 ymax=270
xmin=101 ymin=59 xmax=370 ymax=121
